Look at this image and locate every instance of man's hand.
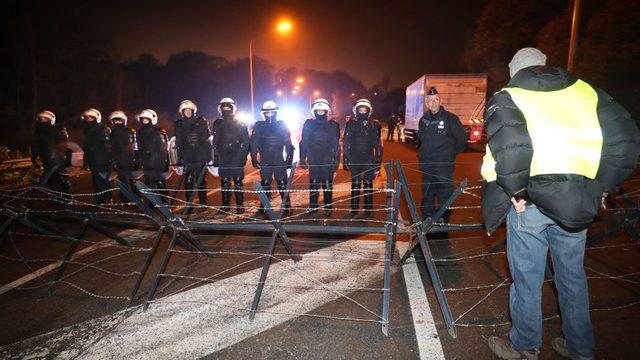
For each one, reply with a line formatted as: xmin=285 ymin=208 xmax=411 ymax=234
xmin=343 ymin=162 xmax=349 ymax=171
xmin=601 ymin=192 xmax=608 ymax=210
xmin=251 ymin=160 xmax=260 ymax=169
xmin=511 ymin=197 xmax=526 ymax=213
xmin=299 ymin=159 xmax=308 ymax=170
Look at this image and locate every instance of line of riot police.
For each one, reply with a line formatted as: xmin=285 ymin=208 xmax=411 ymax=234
xmin=31 ymin=96 xmax=384 ymax=217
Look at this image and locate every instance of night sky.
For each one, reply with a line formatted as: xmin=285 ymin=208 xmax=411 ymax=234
xmin=100 ymin=0 xmax=489 ymax=87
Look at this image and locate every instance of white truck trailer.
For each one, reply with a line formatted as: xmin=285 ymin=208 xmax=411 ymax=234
xmin=404 ymin=73 xmax=487 ymax=143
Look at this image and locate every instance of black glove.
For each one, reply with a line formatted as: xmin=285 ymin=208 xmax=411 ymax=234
xmin=299 ymin=159 xmax=309 ymax=170
xmin=343 ymin=162 xmax=349 ymax=171
xmin=252 ymin=160 xmax=260 ymax=169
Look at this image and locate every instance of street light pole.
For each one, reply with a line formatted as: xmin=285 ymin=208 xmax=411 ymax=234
xmin=567 ymin=0 xmax=581 ymax=72
xmin=249 ymin=40 xmax=255 ymax=120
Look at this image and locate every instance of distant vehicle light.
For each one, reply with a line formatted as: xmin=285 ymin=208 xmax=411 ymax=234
xmin=281 ymin=106 xmax=302 ymax=132
xmin=236 ymin=111 xmax=254 ymax=125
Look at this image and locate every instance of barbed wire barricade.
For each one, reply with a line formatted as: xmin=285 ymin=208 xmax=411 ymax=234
xmin=0 ymin=160 xmax=638 ymax=340
xmin=394 ymin=162 xmax=640 ymax=335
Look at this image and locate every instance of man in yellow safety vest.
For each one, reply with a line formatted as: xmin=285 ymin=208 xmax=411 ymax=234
xmin=482 ymin=47 xmax=640 ymax=360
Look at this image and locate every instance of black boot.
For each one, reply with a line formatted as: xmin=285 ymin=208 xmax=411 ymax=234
xmin=219 ymin=177 xmax=232 ymax=216
xmin=198 ymin=176 xmax=207 ymax=206
xmin=277 ymin=180 xmax=291 ymax=216
xmin=363 ymin=180 xmax=373 ymax=217
xmin=256 ymin=179 xmax=271 ymax=217
xmin=322 ymin=180 xmax=333 ymax=217
xmin=308 ymin=179 xmax=320 ymax=214
xmin=156 ymin=180 xmax=168 ymax=204
xmin=234 ymin=177 xmax=244 ymax=214
xmin=350 ymin=180 xmax=361 ymax=216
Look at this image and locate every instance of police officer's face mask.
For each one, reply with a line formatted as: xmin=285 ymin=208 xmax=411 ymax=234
xmin=356 ymin=107 xmax=370 ymax=121
xmin=314 ymin=110 xmax=327 ymax=121
xmin=263 ymin=111 xmax=277 ymax=122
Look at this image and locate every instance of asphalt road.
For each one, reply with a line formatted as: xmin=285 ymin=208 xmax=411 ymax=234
xmin=0 ymin=138 xmax=638 ymax=359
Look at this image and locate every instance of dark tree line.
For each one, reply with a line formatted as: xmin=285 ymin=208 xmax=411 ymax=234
xmin=465 ymin=0 xmax=640 ymax=121
xmin=1 ymin=2 xmax=402 ymax=152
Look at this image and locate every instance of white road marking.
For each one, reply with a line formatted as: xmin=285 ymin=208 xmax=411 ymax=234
xmin=1 ymin=239 xmax=392 ymax=359
xmin=0 ymin=229 xmax=154 ymax=295
xmin=396 ymin=192 xmax=445 ymax=359
xmin=403 ymin=253 xmax=445 ymax=360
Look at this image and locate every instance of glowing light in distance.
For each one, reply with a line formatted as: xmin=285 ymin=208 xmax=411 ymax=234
xmin=276 ymin=90 xmax=283 ymax=96
xmin=236 ymin=111 xmax=254 ymax=125
xmin=280 ymin=106 xmax=302 ymax=132
xmin=276 ymin=20 xmax=293 ymax=34
xmin=296 ymin=77 xmax=304 ymax=84
xmin=313 ymin=90 xmax=320 ymax=96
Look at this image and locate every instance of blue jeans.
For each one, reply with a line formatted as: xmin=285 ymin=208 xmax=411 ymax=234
xmin=507 ymin=205 xmax=594 ymax=358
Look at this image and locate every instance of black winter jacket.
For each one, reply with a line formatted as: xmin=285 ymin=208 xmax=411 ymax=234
xmin=482 ymin=66 xmax=640 ymax=234
xmin=417 ymin=106 xmax=467 ymax=167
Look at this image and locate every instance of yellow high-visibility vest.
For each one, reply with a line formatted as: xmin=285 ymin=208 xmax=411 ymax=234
xmin=481 ymin=80 xmax=602 ymax=182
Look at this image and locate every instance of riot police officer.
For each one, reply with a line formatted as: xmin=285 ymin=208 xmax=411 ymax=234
xmin=82 ymin=108 xmax=113 ymax=204
xmin=212 ymin=98 xmax=250 ymax=215
xmin=137 ymin=109 xmax=170 ymax=199
xmin=343 ymin=99 xmax=383 ymax=216
xmin=109 ymin=111 xmax=140 ymax=195
xmin=250 ymin=100 xmax=294 ymax=216
xmin=300 ymin=98 xmax=340 ymax=216
xmin=174 ymin=99 xmax=211 ymax=206
xmin=31 ymin=110 xmax=72 ymax=194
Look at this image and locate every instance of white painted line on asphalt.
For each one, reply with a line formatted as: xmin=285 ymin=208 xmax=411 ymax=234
xmin=403 ymin=253 xmax=445 ymax=360
xmin=1 ymin=239 xmax=391 ymax=359
xmin=0 ymin=229 xmax=153 ymax=295
xmin=0 ymin=242 xmax=110 ymax=296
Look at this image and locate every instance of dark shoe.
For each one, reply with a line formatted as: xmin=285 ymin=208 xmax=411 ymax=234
xmin=487 ymin=336 xmax=539 ymax=360
xmin=552 ymin=338 xmax=592 ymax=359
xmin=552 ymin=338 xmax=571 ymax=359
xmin=236 ymin=206 xmax=244 ymax=214
xmin=324 ymin=208 xmax=332 ymax=217
xmin=348 ymin=209 xmax=359 ymax=217
xmin=363 ymin=210 xmax=373 ymax=218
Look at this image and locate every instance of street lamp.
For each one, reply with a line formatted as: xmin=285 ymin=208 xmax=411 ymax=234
xmin=277 ymin=20 xmax=293 ymax=35
xmin=250 ymin=19 xmax=294 ymax=119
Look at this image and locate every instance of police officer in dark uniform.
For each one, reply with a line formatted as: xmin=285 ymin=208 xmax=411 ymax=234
xmin=300 ymin=98 xmax=340 ymax=215
xmin=250 ymin=100 xmax=294 ymax=216
xmin=212 ymin=97 xmax=250 ymax=215
xmin=109 ymin=111 xmax=139 ymax=195
xmin=417 ymin=87 xmax=467 ymax=221
xmin=343 ymin=99 xmax=383 ymax=216
xmin=137 ymin=109 xmax=170 ymax=199
xmin=82 ymin=108 xmax=113 ymax=204
xmin=174 ymin=99 xmax=211 ymax=206
xmin=31 ymin=110 xmax=72 ymax=194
